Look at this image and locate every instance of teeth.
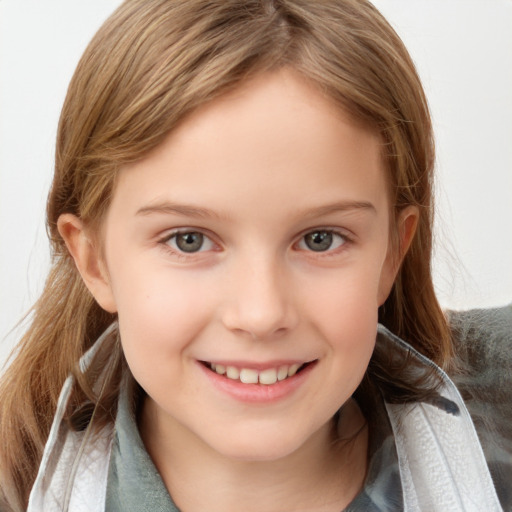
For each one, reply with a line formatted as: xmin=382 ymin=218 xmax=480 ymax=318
xmin=277 ymin=365 xmax=288 ymax=381
xmin=240 ymin=369 xmax=259 ymax=384
xmin=226 ymin=366 xmax=240 ymax=379
xmin=288 ymin=363 xmax=300 ymax=377
xmin=210 ymin=362 xmax=306 ymax=385
xmin=259 ymin=368 xmax=277 ymax=385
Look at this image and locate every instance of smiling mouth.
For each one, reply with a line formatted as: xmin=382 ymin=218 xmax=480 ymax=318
xmin=201 ymin=361 xmax=315 ymax=385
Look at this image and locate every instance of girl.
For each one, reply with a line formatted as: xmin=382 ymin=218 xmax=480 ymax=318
xmin=0 ymin=1 xmax=510 ymax=511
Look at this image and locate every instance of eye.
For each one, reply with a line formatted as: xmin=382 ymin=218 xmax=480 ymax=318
xmin=164 ymin=231 xmax=215 ymax=253
xmin=298 ymin=230 xmax=347 ymax=252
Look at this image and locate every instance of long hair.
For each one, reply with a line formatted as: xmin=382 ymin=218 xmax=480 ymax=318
xmin=0 ymin=1 xmax=451 ymax=508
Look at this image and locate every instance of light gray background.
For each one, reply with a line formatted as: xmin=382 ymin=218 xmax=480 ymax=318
xmin=1 ymin=0 xmax=511 ymax=367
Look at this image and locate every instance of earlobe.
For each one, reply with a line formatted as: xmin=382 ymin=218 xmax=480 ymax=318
xmin=378 ymin=206 xmax=419 ymax=305
xmin=57 ymin=214 xmax=117 ymax=313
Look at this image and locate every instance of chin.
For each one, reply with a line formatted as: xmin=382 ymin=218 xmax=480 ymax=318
xmin=204 ymin=421 xmax=327 ymax=463
xmin=219 ymin=439 xmax=300 ymax=463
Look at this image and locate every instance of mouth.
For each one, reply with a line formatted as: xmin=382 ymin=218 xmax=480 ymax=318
xmin=200 ymin=361 xmax=316 ymax=385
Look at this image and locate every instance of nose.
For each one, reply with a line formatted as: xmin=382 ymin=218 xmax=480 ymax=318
xmin=220 ymin=255 xmax=299 ymax=340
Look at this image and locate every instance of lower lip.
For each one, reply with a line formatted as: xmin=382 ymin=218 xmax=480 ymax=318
xmin=198 ymin=362 xmax=316 ymax=403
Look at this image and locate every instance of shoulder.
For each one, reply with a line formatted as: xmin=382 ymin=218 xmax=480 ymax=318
xmin=449 ymin=303 xmax=512 ymax=371
xmin=448 ymin=304 xmax=512 ymax=509
xmin=449 ymin=304 xmax=512 ymax=404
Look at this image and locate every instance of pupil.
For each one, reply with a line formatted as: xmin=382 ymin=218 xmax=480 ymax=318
xmin=176 ymin=232 xmax=203 ymax=252
xmin=305 ymin=231 xmax=332 ymax=252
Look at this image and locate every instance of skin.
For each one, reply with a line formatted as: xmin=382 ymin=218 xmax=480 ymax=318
xmin=59 ymin=69 xmax=417 ymax=512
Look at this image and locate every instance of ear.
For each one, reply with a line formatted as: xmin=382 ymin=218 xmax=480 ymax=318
xmin=377 ymin=206 xmax=419 ymax=305
xmin=57 ymin=214 xmax=117 ymax=313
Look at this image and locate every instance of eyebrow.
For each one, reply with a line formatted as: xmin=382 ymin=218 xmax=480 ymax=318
xmin=297 ymin=201 xmax=377 ymax=219
xmin=135 ymin=200 xmax=376 ymax=219
xmin=136 ymin=202 xmax=223 ymax=219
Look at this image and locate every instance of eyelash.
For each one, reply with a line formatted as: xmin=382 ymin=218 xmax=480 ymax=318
xmin=294 ymin=229 xmax=350 ymax=256
xmin=158 ymin=229 xmax=218 ymax=258
xmin=158 ymin=228 xmax=352 ymax=258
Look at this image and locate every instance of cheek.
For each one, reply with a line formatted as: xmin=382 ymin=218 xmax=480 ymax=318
xmin=302 ymin=266 xmax=381 ymax=370
xmin=300 ymin=282 xmax=377 ymax=426
xmin=317 ymin=284 xmax=378 ymax=356
xmin=304 ymin=259 xmax=383 ymax=324
xmin=107 ymin=262 xmax=215 ymax=382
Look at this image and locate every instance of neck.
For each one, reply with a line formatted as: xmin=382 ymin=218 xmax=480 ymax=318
xmin=140 ymin=399 xmax=368 ymax=512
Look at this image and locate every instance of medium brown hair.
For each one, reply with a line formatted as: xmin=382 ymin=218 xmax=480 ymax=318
xmin=0 ymin=0 xmax=451 ymax=508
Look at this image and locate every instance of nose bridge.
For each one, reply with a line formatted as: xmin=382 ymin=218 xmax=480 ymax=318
xmin=222 ymin=248 xmax=297 ymax=339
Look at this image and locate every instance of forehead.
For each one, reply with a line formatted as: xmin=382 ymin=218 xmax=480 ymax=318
xmin=110 ymin=69 xmax=389 ymax=221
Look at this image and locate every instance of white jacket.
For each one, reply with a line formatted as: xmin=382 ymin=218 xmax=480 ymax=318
xmin=27 ymin=324 xmax=503 ymax=512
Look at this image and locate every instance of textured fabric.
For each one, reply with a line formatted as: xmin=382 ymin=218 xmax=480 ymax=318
xmin=380 ymin=328 xmax=502 ymax=511
xmin=450 ymin=305 xmax=512 ymax=511
xmin=345 ymin=392 xmax=403 ymax=511
xmin=105 ymin=379 xmax=177 ymax=512
xmin=26 ymin=324 xmax=117 ymax=512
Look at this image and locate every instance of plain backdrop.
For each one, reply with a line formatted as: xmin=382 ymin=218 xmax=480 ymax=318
xmin=1 ymin=0 xmax=511 ymax=367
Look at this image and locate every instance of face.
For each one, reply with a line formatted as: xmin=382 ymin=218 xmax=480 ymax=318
xmin=73 ymin=70 xmax=411 ymax=462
